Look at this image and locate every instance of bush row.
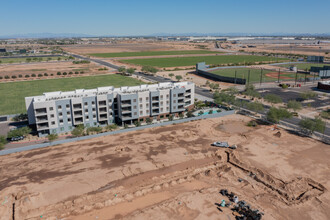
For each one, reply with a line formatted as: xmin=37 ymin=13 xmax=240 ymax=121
xmin=0 ymin=71 xmax=85 ymax=79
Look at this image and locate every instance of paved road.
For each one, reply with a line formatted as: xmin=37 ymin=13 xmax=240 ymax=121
xmin=0 ymin=54 xmax=62 ymax=59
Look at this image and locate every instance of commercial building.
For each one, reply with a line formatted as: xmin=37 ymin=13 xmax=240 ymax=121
xmin=317 ymin=81 xmax=330 ymax=91
xmin=25 ymin=82 xmax=195 ymax=136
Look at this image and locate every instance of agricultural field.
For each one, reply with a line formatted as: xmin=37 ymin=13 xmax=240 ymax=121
xmin=276 ymin=63 xmax=326 ymax=71
xmin=0 ymin=74 xmax=143 ymax=115
xmin=0 ymin=56 xmax=68 ymax=64
xmin=89 ymin=50 xmax=218 ymax=58
xmin=210 ymin=68 xmax=313 ymax=83
xmin=120 ymin=55 xmax=287 ymax=68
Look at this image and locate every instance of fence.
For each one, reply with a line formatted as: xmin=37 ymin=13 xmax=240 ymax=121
xmin=196 ymin=68 xmax=246 ymax=85
xmin=0 ymin=110 xmax=235 ymax=156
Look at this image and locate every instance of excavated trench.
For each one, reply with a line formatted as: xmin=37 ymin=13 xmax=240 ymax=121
xmin=225 ymin=151 xmax=326 ymax=205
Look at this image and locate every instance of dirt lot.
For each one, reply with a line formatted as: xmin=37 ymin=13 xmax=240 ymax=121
xmin=62 ymin=41 xmax=212 ymax=54
xmin=0 ymin=61 xmax=115 ymax=81
xmin=0 ymin=114 xmax=329 ymax=220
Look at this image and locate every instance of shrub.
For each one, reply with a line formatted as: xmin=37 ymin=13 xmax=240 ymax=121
xmin=247 ymin=120 xmax=258 ymax=127
xmin=31 ymin=74 xmax=36 ymax=77
xmin=11 ymin=75 xmax=17 ymax=79
xmin=0 ymin=76 xmax=3 ymax=79
xmin=18 ymin=74 xmax=23 ymax=78
xmin=7 ymin=126 xmax=31 ymax=138
xmin=71 ymin=125 xmax=84 ymax=137
xmin=134 ymin=121 xmax=141 ymax=127
xmin=86 ymin=126 xmax=102 ymax=135
xmin=44 ymin=73 xmax=48 ymax=76
xmin=50 ymin=73 xmax=54 ymax=76
xmin=4 ymin=75 xmax=10 ymax=79
xmin=179 ymin=112 xmax=184 ymax=118
xmin=74 ymin=71 xmax=79 ymax=74
xmin=80 ymin=71 xmax=84 ymax=74
xmin=264 ymin=94 xmax=282 ymax=104
xmin=146 ymin=118 xmax=153 ymax=124
xmin=0 ymin=135 xmax=7 ymax=149
xmin=266 ymin=107 xmax=292 ymax=123
xmin=57 ymin=72 xmax=61 ymax=75
xmin=25 ymin=74 xmax=30 ymax=78
xmin=63 ymin=72 xmax=67 ymax=75
xmin=287 ymin=100 xmax=302 ymax=111
xmin=69 ymin=72 xmax=73 ymax=75
xmin=38 ymin=74 xmax=43 ymax=77
xmin=106 ymin=124 xmax=118 ymax=131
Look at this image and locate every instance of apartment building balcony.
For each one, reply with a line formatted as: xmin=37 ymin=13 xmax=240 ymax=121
xmin=178 ymin=93 xmax=184 ymax=98
xmin=152 ymin=109 xmax=160 ymax=114
xmin=99 ymin=107 xmax=107 ymax=113
xmin=151 ymin=97 xmax=159 ymax=102
xmin=74 ymin=117 xmax=83 ymax=124
xmin=36 ymin=115 xmax=48 ymax=122
xmin=98 ymin=101 xmax=107 ymax=106
xmin=99 ymin=113 xmax=108 ymax=121
xmin=185 ymin=94 xmax=191 ymax=99
xmin=185 ymin=89 xmax=191 ymax=93
xmin=178 ymin=99 xmax=185 ymax=104
xmin=37 ymin=122 xmax=49 ymax=130
xmin=152 ymin=103 xmax=159 ymax=108
xmin=35 ymin=108 xmax=47 ymax=115
xmin=185 ymin=100 xmax=191 ymax=106
xmin=73 ymin=103 xmax=82 ymax=109
xmin=73 ymin=110 xmax=83 ymax=116
xmin=178 ymin=105 xmax=185 ymax=110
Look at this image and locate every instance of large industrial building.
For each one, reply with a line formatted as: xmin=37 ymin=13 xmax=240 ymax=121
xmin=25 ymin=82 xmax=195 ymax=136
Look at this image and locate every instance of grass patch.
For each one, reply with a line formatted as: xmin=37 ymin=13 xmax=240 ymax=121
xmin=276 ymin=63 xmax=325 ymax=70
xmin=30 ymin=69 xmax=47 ymax=71
xmin=89 ymin=50 xmax=218 ymax=58
xmin=0 ymin=74 xmax=143 ymax=115
xmin=121 ymin=55 xmax=287 ymax=68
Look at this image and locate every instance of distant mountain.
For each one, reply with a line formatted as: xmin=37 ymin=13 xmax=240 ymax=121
xmin=0 ymin=32 xmax=329 ymax=39
xmin=0 ymin=33 xmax=95 ymax=39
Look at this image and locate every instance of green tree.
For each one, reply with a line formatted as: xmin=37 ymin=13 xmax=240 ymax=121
xmin=287 ymin=100 xmax=302 ymax=111
xmin=266 ymin=107 xmax=292 ymax=123
xmin=126 ymin=68 xmax=136 ymax=75
xmin=169 ymin=73 xmax=174 ymax=78
xmin=141 ymin=66 xmax=158 ymax=75
xmin=264 ymin=94 xmax=282 ymax=104
xmin=134 ymin=121 xmax=141 ymax=127
xmin=106 ymin=124 xmax=118 ymax=131
xmin=47 ymin=134 xmax=58 ymax=143
xmin=246 ymin=101 xmax=264 ymax=112
xmin=71 ymin=125 xmax=84 ymax=137
xmin=299 ymin=117 xmax=325 ymax=135
xmin=86 ymin=127 xmax=102 ymax=135
xmin=243 ymin=85 xmax=261 ymax=98
xmin=179 ymin=112 xmax=184 ymax=118
xmin=146 ymin=117 xmax=153 ymax=124
xmin=213 ymin=91 xmax=236 ymax=105
xmin=225 ymin=87 xmax=239 ymax=95
xmin=175 ymin=75 xmax=183 ymax=81
xmin=118 ymin=66 xmax=126 ymax=74
xmin=300 ymin=91 xmax=317 ymax=100
xmin=186 ymin=111 xmax=194 ymax=118
xmin=168 ymin=115 xmax=174 ymax=121
xmin=7 ymin=127 xmax=31 ymax=138
xmin=0 ymin=135 xmax=7 ymax=150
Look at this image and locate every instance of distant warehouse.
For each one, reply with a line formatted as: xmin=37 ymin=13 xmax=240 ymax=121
xmin=25 ymin=82 xmax=195 ymax=136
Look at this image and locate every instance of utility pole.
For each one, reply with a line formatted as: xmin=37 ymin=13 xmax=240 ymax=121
xmin=260 ymin=68 xmax=263 ymax=86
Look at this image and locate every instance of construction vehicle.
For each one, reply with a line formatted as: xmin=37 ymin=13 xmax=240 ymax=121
xmin=212 ymin=142 xmax=237 ymax=149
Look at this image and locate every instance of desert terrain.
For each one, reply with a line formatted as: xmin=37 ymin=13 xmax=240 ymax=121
xmin=0 ymin=114 xmax=329 ymax=220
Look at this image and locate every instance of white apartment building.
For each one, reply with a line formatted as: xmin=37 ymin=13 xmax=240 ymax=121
xmin=25 ymin=82 xmax=195 ymax=136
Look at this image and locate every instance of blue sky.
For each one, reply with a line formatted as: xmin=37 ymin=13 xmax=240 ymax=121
xmin=1 ymin=0 xmax=329 ymax=36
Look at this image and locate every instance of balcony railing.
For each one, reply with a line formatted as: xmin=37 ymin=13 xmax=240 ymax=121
xmin=35 ymin=108 xmax=47 ymax=115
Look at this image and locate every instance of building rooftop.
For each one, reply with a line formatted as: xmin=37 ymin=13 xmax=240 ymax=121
xmin=27 ymin=81 xmax=194 ymax=103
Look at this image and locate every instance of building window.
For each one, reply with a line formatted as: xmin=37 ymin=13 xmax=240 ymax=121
xmin=92 ymin=101 xmax=95 ymax=105
xmin=93 ymin=114 xmax=96 ymax=119
xmin=174 ymin=106 xmax=176 ymax=110
xmin=166 ymin=101 xmax=169 ymax=104
xmin=51 ymin=121 xmax=55 ymax=125
xmin=160 ymin=101 xmax=163 ymax=106
xmin=60 ymin=127 xmax=64 ymax=131
xmin=59 ymin=119 xmax=63 ymax=123
xmin=68 ymin=118 xmax=71 ymax=122
xmin=92 ymin=108 xmax=96 ymax=111
xmin=94 ymin=122 xmax=97 ymax=126
xmin=69 ymin=126 xmax=72 ymax=130
xmin=134 ymin=112 xmax=137 ymax=116
xmin=146 ymin=110 xmax=149 ymax=114
xmin=108 ymin=99 xmax=112 ymax=102
xmin=146 ymin=97 xmax=149 ymax=101
xmin=160 ymin=95 xmax=163 ymax=99
xmin=173 ymin=100 xmax=176 ymax=103
xmin=132 ymin=99 xmax=136 ymax=103
xmin=140 ymin=111 xmax=143 ymax=114
xmin=67 ymin=111 xmax=70 ymax=115
xmin=133 ymin=105 xmax=137 ymax=109
xmin=139 ymin=98 xmax=142 ymax=102
xmin=84 ymin=102 xmax=88 ymax=106
xmin=166 ymin=107 xmax=169 ymax=111
xmin=50 ymin=114 xmax=54 ymax=118
xmin=49 ymin=107 xmax=53 ymax=111
xmin=166 ymin=94 xmax=169 ymax=98
xmin=86 ymin=116 xmax=89 ymax=119
xmin=58 ymin=106 xmax=62 ymax=109
xmin=59 ymin=112 xmax=62 ymax=116
xmin=66 ymin=104 xmax=69 ymax=108
xmin=85 ymin=109 xmax=88 ymax=112
xmin=173 ymin=94 xmax=176 ymax=97
xmin=140 ymin=104 xmax=143 ymax=108
xmin=146 ymin=103 xmax=149 ymax=107
xmin=161 ymin=108 xmax=163 ymax=112
xmin=52 ymin=129 xmax=57 ymax=133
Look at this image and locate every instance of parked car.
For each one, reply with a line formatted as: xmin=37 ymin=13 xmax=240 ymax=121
xmin=10 ymin=136 xmax=24 ymax=142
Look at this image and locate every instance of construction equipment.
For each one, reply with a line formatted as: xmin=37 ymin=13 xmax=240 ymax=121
xmin=212 ymin=142 xmax=237 ymax=149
